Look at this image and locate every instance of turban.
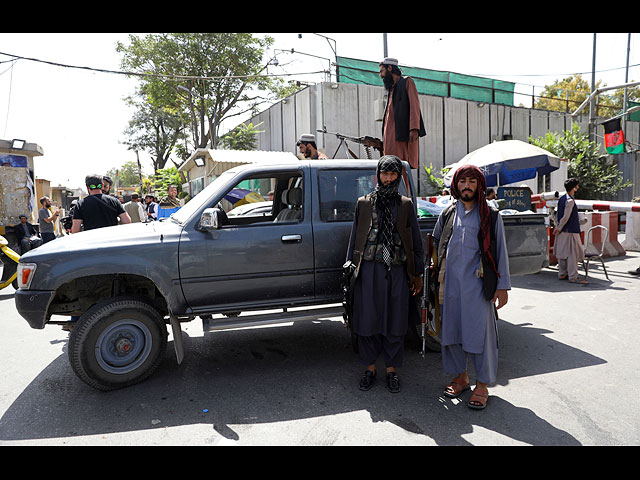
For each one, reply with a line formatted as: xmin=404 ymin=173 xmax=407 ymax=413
xmin=451 ymin=165 xmax=498 ymax=274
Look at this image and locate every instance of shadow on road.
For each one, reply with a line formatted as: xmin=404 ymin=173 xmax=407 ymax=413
xmin=0 ymin=313 xmax=597 ymax=445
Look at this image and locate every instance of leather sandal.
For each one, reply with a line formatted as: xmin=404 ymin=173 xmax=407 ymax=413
xmin=468 ymin=387 xmax=489 ymax=410
xmin=359 ymin=370 xmax=376 ymax=391
xmin=443 ymin=379 xmax=470 ymax=398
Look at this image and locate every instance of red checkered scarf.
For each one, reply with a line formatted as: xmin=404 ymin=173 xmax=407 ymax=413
xmin=451 ymin=165 xmax=498 ymax=275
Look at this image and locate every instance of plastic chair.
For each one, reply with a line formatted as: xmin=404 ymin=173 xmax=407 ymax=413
xmin=583 ymin=225 xmax=610 ymax=281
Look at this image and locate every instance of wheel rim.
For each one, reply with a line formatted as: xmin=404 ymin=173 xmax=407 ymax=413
xmin=95 ymin=319 xmax=153 ymax=374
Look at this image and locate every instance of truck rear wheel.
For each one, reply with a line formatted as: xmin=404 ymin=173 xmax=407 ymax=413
xmin=68 ymin=298 xmax=167 ymax=391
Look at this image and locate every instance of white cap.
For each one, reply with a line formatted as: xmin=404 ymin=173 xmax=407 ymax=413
xmin=380 ymin=57 xmax=399 ymax=66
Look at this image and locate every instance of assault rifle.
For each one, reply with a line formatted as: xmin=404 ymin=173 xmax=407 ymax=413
xmin=317 ymin=127 xmax=383 ymax=160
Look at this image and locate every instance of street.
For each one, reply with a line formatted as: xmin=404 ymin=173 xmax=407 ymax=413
xmin=1 ymin=250 xmax=639 ymax=446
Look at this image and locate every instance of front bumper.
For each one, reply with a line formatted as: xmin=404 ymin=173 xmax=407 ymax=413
xmin=14 ymin=289 xmax=56 ymax=329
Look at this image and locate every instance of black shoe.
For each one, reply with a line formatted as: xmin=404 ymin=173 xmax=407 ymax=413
xmin=628 ymin=267 xmax=640 ymax=276
xmin=386 ymin=371 xmax=400 ymax=393
xmin=359 ymin=370 xmax=376 ymax=391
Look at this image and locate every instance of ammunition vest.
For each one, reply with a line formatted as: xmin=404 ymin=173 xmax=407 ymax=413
xmin=351 ymin=194 xmax=416 ymax=280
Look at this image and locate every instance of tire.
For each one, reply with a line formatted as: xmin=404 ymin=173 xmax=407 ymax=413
xmin=406 ymin=323 xmax=442 ymax=353
xmin=68 ymin=297 xmax=167 ymax=391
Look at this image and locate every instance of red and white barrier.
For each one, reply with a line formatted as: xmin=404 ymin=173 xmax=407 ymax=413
xmin=623 ymin=210 xmax=640 ymax=251
xmin=580 ymin=211 xmax=626 ymax=257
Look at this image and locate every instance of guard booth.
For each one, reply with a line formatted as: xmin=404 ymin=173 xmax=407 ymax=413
xmin=0 ymin=138 xmax=44 ymax=246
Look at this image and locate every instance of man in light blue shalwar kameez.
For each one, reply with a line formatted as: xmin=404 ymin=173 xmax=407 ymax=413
xmin=432 ymin=165 xmax=510 ymax=410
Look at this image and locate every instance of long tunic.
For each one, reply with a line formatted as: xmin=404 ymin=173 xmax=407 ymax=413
xmin=433 ymin=201 xmax=511 ymax=353
xmin=554 ymin=196 xmax=584 ymax=262
xmin=382 ymin=77 xmax=422 ymax=169
xmin=346 ymin=201 xmax=424 ymax=337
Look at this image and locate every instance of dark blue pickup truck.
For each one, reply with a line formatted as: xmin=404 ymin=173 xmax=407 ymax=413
xmin=14 ymin=159 xmax=548 ymax=390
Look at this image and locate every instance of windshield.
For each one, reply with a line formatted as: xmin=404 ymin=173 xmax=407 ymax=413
xmin=171 ymin=170 xmax=237 ymax=224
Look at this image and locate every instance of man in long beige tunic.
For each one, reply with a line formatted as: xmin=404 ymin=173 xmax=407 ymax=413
xmin=378 ymin=58 xmax=426 ymax=170
xmin=554 ymin=178 xmax=587 ymax=284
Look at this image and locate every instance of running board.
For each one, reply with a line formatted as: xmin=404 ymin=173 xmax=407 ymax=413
xmin=202 ymin=305 xmax=344 ymax=332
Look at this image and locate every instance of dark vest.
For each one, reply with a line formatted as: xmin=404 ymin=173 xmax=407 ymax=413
xmin=436 ymin=201 xmax=499 ymax=301
xmin=383 ymin=76 xmax=427 ymax=142
xmin=351 ymin=194 xmax=416 ymax=280
xmin=557 ymin=194 xmax=581 ymax=233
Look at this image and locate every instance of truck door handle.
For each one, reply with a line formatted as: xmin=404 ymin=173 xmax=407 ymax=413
xmin=281 ymin=234 xmax=302 ymax=243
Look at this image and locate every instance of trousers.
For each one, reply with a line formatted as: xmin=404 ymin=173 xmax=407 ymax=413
xmin=357 ymin=334 xmax=404 ymax=368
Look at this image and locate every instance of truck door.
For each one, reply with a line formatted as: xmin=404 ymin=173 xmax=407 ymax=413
xmin=178 ymin=168 xmax=314 ymax=314
xmin=313 ymin=165 xmax=411 ymax=301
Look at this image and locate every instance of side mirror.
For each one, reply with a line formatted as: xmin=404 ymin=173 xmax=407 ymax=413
xmin=200 ymin=208 xmax=220 ymax=230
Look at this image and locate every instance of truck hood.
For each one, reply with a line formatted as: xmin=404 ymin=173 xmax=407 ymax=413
xmin=20 ymin=220 xmax=183 ymax=262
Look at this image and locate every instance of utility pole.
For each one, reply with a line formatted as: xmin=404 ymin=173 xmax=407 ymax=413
xmin=383 ymin=33 xmax=388 ymax=58
xmin=589 ymin=33 xmax=597 ymax=142
xmin=623 ymin=33 xmax=632 ymax=133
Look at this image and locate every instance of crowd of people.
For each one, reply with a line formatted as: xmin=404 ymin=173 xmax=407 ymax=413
xmin=16 ymin=173 xmax=182 ymax=253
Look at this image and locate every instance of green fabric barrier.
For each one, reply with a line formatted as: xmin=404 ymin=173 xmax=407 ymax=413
xmin=336 ymin=56 xmax=514 ymax=106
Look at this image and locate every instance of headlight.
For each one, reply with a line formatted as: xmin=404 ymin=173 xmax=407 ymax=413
xmin=17 ymin=263 xmax=37 ymax=289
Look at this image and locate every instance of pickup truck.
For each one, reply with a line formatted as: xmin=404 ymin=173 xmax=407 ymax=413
xmin=14 ymin=159 xmax=548 ymax=390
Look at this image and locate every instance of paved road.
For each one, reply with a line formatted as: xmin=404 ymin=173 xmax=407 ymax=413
xmin=1 ymin=250 xmax=639 ymax=445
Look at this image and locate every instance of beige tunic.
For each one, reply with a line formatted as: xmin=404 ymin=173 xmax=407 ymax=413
xmin=383 ymin=77 xmax=422 ymax=169
xmin=555 ymin=196 xmax=584 ymax=262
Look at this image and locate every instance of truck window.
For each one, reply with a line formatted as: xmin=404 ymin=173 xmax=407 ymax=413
xmin=318 ymin=169 xmax=408 ymax=223
xmin=221 ymin=172 xmax=303 ymax=226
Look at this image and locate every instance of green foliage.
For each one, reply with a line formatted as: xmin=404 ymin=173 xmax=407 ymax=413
xmin=535 ymin=74 xmax=640 ymax=117
xmin=152 ymin=167 xmax=182 ymax=199
xmin=117 ymin=33 xmax=285 ymax=155
xmin=218 ymin=122 xmax=264 ymax=150
xmin=423 ymin=163 xmax=451 ymax=194
xmin=529 ymin=123 xmax=630 ymax=199
xmin=106 ymin=160 xmax=145 ymax=187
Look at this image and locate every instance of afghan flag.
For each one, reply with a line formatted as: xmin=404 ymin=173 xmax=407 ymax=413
xmin=603 ymin=118 xmax=625 ymax=154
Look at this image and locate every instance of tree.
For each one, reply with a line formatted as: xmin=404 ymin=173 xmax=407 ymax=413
xmin=117 ymin=33 xmax=297 ymax=155
xmin=218 ymin=121 xmax=264 ymax=150
xmin=535 ymin=74 xmax=640 ymax=117
xmin=122 ymin=92 xmax=186 ymax=173
xmin=529 ymin=123 xmax=630 ymax=200
xmin=106 ymin=160 xmax=146 ymax=188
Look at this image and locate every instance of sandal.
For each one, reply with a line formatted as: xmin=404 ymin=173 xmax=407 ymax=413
xmin=468 ymin=387 xmax=489 ymax=410
xmin=569 ymin=277 xmax=588 ymax=284
xmin=558 ymin=274 xmax=568 ymax=280
xmin=443 ymin=379 xmax=470 ymax=398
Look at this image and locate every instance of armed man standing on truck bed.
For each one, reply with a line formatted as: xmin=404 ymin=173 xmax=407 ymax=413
xmin=346 ymin=155 xmax=424 ymax=393
xmin=378 ymin=58 xmax=426 ymax=170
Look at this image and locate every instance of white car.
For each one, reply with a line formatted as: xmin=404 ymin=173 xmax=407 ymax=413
xmin=227 ymin=201 xmax=273 ymax=217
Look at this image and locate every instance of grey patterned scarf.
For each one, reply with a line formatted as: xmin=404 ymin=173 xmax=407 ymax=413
xmin=370 ymin=155 xmax=402 ymax=269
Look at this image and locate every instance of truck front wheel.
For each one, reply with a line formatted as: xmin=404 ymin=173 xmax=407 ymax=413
xmin=68 ymin=298 xmax=167 ymax=391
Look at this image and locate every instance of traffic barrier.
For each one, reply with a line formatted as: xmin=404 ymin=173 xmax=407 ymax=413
xmin=580 ymin=211 xmax=625 ymax=257
xmin=622 ymin=210 xmax=640 ymax=251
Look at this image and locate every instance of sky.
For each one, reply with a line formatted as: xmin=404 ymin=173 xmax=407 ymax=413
xmin=1 ymin=32 xmax=639 ymax=191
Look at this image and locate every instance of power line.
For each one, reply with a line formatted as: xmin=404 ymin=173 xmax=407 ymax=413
xmin=0 ymin=51 xmax=327 ymax=81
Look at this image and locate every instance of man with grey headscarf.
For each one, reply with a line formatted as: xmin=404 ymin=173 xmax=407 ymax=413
xmin=346 ymin=155 xmax=424 ymax=393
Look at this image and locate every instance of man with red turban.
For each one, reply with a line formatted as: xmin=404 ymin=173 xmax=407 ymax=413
xmin=432 ymin=165 xmax=511 ymax=410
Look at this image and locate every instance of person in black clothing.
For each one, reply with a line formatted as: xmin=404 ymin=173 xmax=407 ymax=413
xmin=72 ymin=174 xmax=131 ymax=233
xmin=15 ymin=214 xmax=42 ymax=253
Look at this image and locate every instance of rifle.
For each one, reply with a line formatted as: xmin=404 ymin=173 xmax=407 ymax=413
xmin=317 ymin=127 xmax=383 ymax=160
xmin=341 ymin=260 xmax=358 ymax=353
xmin=420 ymin=233 xmax=434 ymax=357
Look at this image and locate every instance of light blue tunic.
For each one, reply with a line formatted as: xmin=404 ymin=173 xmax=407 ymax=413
xmin=433 ymin=201 xmax=511 ymax=354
